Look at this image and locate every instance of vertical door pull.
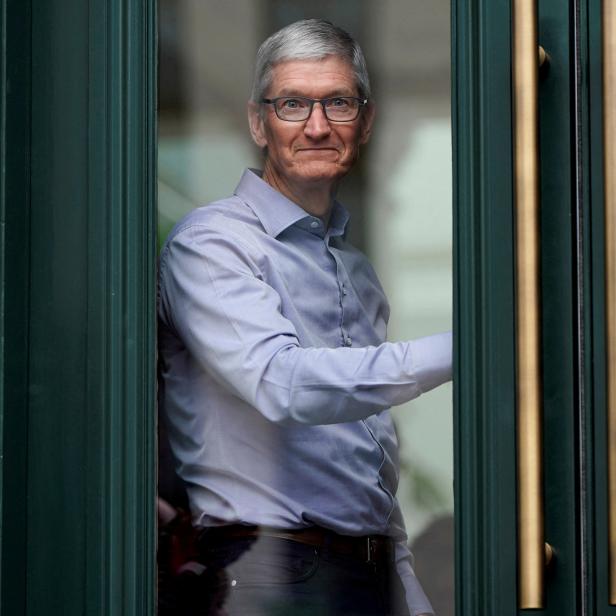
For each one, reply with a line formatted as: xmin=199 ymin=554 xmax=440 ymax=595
xmin=513 ymin=0 xmax=548 ymax=609
xmin=604 ymin=0 xmax=616 ymax=606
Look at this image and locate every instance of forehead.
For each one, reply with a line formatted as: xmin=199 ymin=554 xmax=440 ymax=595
xmin=267 ymin=56 xmax=358 ymax=97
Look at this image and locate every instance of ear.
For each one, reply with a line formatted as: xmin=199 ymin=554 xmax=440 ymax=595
xmin=248 ymin=101 xmax=268 ymax=149
xmin=359 ymin=101 xmax=376 ymax=145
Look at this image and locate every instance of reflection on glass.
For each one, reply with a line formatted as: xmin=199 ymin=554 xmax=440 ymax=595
xmin=158 ymin=2 xmax=452 ymax=614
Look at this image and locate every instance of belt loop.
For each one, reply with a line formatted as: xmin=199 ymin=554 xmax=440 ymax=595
xmin=366 ymin=537 xmax=373 ymax=563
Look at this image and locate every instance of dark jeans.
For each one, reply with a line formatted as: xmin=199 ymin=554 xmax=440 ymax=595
xmin=196 ymin=534 xmax=411 ymax=616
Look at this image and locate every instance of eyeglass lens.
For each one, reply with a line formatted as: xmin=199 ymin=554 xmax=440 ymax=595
xmin=275 ymin=97 xmax=361 ymax=121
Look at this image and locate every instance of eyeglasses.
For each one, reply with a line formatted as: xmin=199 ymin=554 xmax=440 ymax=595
xmin=261 ymin=96 xmax=368 ymax=122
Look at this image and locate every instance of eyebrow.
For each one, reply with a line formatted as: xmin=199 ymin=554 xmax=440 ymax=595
xmin=274 ymin=88 xmax=358 ymax=98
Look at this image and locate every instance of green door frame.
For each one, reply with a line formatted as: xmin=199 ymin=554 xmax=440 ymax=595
xmin=453 ymin=1 xmax=583 ymax=614
xmin=2 ymin=0 xmax=611 ymax=614
xmin=0 ymin=0 xmax=157 ymax=613
xmin=454 ymin=1 xmax=613 ymax=614
xmin=587 ymin=0 xmax=616 ymax=614
xmin=453 ymin=2 xmax=519 ymax=612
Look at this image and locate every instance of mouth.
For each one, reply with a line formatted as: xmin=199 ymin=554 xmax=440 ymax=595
xmin=295 ymin=147 xmax=340 ymax=154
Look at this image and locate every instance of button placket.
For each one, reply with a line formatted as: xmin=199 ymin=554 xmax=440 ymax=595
xmin=340 ymin=278 xmax=352 ymax=345
xmin=328 ymin=243 xmax=353 ymax=349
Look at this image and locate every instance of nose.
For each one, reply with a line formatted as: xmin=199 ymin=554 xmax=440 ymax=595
xmin=303 ymin=103 xmax=331 ymax=140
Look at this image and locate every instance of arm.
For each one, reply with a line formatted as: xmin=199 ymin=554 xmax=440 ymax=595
xmin=159 ymin=224 xmax=452 ymax=426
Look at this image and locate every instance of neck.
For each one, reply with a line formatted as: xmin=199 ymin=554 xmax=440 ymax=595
xmin=262 ymin=163 xmax=338 ymax=221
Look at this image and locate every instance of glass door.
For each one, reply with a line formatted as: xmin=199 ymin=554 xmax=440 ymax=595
xmin=156 ymin=1 xmax=616 ymax=615
xmin=157 ymin=1 xmax=454 ymax=613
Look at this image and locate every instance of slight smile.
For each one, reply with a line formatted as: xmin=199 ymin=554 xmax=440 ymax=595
xmin=295 ymin=147 xmax=340 ymax=153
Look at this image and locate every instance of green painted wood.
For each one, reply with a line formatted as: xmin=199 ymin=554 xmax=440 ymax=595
xmin=1 ymin=0 xmax=157 ymax=613
xmin=453 ymin=1 xmax=518 ymax=613
xmin=586 ymin=0 xmax=616 ymax=612
xmin=578 ymin=3 xmax=597 ymax=612
xmin=454 ymin=1 xmax=582 ymax=614
xmin=536 ymin=2 xmax=581 ymax=613
xmin=0 ymin=0 xmax=31 ymax=614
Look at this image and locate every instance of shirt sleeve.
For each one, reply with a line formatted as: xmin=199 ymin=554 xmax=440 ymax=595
xmin=158 ymin=223 xmax=452 ymax=426
xmin=395 ymin=542 xmax=435 ymax=616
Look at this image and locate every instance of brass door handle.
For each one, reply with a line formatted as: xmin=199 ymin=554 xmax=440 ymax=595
xmin=604 ymin=0 xmax=616 ymax=606
xmin=513 ymin=0 xmax=548 ymax=609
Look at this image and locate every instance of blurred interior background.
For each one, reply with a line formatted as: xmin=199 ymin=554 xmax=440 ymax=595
xmin=158 ymin=1 xmax=453 ymax=613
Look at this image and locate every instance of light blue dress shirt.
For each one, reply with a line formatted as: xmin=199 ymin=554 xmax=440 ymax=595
xmin=158 ymin=169 xmax=451 ymax=616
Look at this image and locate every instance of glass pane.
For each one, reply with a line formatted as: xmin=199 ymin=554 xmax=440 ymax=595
xmin=158 ymin=2 xmax=452 ymax=614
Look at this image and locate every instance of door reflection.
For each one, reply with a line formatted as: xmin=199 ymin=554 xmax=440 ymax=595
xmin=158 ymin=2 xmax=453 ymax=614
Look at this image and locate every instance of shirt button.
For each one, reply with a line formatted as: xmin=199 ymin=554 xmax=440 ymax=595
xmin=342 ymin=285 xmax=348 ymax=296
xmin=345 ymin=337 xmax=353 ymax=347
xmin=310 ymin=220 xmax=320 ymax=229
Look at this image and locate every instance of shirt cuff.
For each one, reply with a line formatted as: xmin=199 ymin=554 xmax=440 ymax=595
xmin=409 ymin=331 xmax=452 ymax=395
xmin=395 ymin=543 xmax=435 ymax=616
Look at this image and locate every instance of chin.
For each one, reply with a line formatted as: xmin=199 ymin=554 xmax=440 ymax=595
xmin=293 ymin=161 xmax=351 ymax=183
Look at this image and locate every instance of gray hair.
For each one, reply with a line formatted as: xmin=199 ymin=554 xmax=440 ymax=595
xmin=250 ymin=19 xmax=371 ymax=102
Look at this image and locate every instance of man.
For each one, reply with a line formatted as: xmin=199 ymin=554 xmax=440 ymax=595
xmin=158 ymin=19 xmax=451 ymax=616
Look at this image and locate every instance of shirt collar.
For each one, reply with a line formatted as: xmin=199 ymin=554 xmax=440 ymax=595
xmin=234 ymin=169 xmax=349 ymax=239
xmin=327 ymin=201 xmax=350 ymax=239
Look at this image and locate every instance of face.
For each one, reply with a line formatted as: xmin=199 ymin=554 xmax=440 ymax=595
xmin=248 ymin=56 xmax=375 ymax=192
